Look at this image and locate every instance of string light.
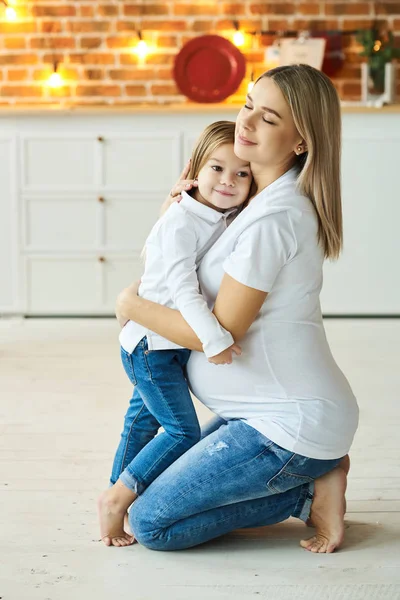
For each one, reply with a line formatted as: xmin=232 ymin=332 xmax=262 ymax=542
xmin=1 ymin=0 xmax=17 ymax=20
xmin=232 ymin=20 xmax=245 ymax=48
xmin=132 ymin=30 xmax=150 ymax=66
xmin=47 ymin=62 xmax=63 ymax=88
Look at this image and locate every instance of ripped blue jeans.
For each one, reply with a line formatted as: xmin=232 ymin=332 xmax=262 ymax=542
xmin=128 ymin=416 xmax=343 ymax=551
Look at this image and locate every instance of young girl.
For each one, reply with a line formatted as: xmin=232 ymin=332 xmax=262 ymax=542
xmin=99 ymin=121 xmax=253 ymax=546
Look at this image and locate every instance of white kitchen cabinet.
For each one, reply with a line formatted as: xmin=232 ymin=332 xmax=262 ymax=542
xmin=0 ymin=107 xmax=399 ymax=316
xmin=100 ymin=133 xmax=181 ymax=191
xmin=23 ymin=194 xmax=100 ymax=251
xmin=17 ymin=130 xmax=172 ymax=315
xmin=0 ymin=135 xmax=18 ymax=313
xmin=20 ymin=134 xmax=99 ymax=191
xmin=25 ymin=255 xmax=101 ymax=314
xmin=320 ymin=116 xmax=400 ymax=315
xmin=101 ymin=255 xmax=143 ymax=310
xmin=103 ymin=193 xmax=160 ymax=251
xmin=24 ymin=254 xmax=143 ymax=315
xmin=22 ymin=192 xmax=160 ymax=253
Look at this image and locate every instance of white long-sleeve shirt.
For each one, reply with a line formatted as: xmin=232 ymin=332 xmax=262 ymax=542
xmin=119 ymin=192 xmax=236 ymax=358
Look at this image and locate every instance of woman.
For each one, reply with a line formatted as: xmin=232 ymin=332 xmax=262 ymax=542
xmin=104 ymin=64 xmax=359 ymax=553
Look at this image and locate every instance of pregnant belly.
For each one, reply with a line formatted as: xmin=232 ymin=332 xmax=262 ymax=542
xmin=186 ymin=332 xmax=358 ymax=424
xmin=186 ymin=349 xmax=282 ymax=420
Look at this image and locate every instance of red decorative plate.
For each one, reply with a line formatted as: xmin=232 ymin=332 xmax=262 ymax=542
xmin=173 ymin=35 xmax=246 ymax=103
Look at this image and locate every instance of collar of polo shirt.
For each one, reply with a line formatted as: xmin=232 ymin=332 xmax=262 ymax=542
xmin=179 ymin=191 xmax=239 ymax=224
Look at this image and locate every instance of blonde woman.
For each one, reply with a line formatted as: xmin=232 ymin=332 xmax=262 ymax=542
xmin=109 ymin=64 xmax=359 ymax=553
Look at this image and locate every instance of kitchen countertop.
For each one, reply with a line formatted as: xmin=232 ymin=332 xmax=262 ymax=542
xmin=0 ymin=102 xmax=399 ymax=116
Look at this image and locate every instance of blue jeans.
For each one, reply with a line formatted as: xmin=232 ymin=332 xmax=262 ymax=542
xmin=129 ymin=417 xmax=343 ymax=551
xmin=110 ymin=338 xmax=199 ymax=495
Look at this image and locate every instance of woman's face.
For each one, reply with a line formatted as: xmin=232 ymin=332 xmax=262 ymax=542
xmin=234 ymin=76 xmax=304 ymax=169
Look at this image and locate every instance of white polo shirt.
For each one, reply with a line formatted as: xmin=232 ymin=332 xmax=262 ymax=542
xmin=187 ymin=166 xmax=359 ymax=460
xmin=119 ymin=192 xmax=236 ymax=358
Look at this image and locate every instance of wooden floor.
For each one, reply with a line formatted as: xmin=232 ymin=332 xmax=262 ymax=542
xmin=1 ymin=318 xmax=400 ymax=600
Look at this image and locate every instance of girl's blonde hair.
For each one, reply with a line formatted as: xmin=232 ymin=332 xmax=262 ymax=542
xmin=258 ymin=64 xmax=342 ymax=260
xmin=187 ymin=121 xmax=236 ymax=180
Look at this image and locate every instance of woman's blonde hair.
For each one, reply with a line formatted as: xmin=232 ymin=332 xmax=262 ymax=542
xmin=187 ymin=121 xmax=236 ymax=180
xmin=258 ymin=64 xmax=342 ymax=260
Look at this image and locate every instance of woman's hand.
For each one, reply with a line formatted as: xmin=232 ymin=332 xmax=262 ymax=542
xmin=208 ymin=343 xmax=242 ymax=365
xmin=115 ymin=280 xmax=141 ymax=328
xmin=160 ymin=159 xmax=198 ymax=216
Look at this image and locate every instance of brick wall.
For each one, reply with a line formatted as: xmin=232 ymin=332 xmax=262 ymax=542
xmin=0 ymin=0 xmax=399 ymax=105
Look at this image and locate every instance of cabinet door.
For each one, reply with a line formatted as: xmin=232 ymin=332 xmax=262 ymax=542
xmin=0 ymin=136 xmax=18 ymax=312
xmin=100 ymin=256 xmax=144 ymax=312
xmin=102 ymin=193 xmax=160 ymax=251
xmin=20 ymin=134 xmax=100 ymax=192
xmin=100 ymin=133 xmax=181 ymax=191
xmin=23 ymin=195 xmax=100 ymax=251
xmin=25 ymin=256 xmax=101 ymax=315
xmin=25 ymin=255 xmax=144 ymax=315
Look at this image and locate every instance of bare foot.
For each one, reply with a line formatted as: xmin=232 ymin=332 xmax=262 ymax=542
xmin=306 ymin=455 xmax=350 ymax=528
xmin=300 ymin=465 xmax=347 ymax=553
xmin=339 ymin=454 xmax=350 ymax=475
xmin=97 ymin=488 xmax=135 ymax=547
xmin=123 ymin=511 xmax=137 ymax=543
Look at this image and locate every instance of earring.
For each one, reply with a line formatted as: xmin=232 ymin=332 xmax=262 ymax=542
xmin=296 ymin=146 xmax=302 ymax=155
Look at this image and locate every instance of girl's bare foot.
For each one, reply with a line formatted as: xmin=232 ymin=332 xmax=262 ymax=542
xmin=300 ymin=465 xmax=347 ymax=553
xmin=97 ymin=482 xmax=137 ymax=547
xmin=123 ymin=511 xmax=137 ymax=543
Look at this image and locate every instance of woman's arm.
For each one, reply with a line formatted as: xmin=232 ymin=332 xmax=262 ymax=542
xmin=116 ymin=276 xmax=267 ymax=350
xmin=213 ymin=275 xmax=268 ymax=342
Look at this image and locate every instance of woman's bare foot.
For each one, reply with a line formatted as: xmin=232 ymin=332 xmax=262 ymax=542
xmin=97 ymin=481 xmax=137 ymax=547
xmin=300 ymin=465 xmax=347 ymax=553
xmin=339 ymin=454 xmax=350 ymax=476
xmin=306 ymin=455 xmax=350 ymax=528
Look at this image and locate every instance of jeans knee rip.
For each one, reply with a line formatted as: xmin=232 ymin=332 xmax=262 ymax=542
xmin=205 ymin=441 xmax=229 ymax=456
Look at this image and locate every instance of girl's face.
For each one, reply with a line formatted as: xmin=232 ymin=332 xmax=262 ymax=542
xmin=193 ymin=143 xmax=252 ymax=212
xmin=234 ymin=76 xmax=303 ymax=170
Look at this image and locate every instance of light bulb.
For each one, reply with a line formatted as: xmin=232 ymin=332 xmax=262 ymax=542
xmin=48 ymin=71 xmax=63 ymax=88
xmin=233 ymin=30 xmax=245 ymax=47
xmin=133 ymin=39 xmax=149 ymax=60
xmin=5 ymin=6 xmax=16 ymax=20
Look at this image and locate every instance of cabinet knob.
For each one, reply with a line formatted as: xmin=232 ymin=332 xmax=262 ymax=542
xmin=98 ymin=256 xmax=106 ymax=263
xmin=97 ymin=136 xmax=104 ymax=142
xmin=98 ymin=196 xmax=105 ymax=203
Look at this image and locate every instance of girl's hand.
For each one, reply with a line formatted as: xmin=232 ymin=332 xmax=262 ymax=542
xmin=208 ymin=343 xmax=242 ymax=365
xmin=160 ymin=159 xmax=198 ymax=216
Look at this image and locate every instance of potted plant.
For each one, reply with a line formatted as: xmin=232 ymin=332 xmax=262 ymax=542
xmin=357 ymin=27 xmax=400 ymax=103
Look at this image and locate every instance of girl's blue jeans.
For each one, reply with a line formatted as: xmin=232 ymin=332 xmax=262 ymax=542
xmin=128 ymin=416 xmax=343 ymax=551
xmin=110 ymin=339 xmax=199 ymax=495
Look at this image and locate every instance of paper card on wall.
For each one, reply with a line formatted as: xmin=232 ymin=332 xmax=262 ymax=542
xmin=279 ymin=38 xmax=326 ymax=70
xmin=264 ymin=45 xmax=280 ymax=70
